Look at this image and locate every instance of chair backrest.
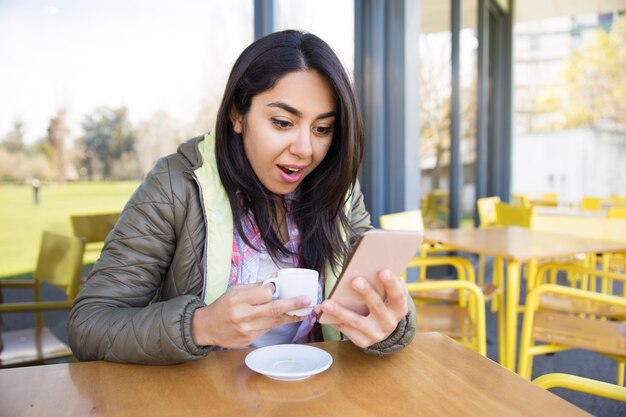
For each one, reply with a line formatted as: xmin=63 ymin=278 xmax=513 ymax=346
xmin=610 ymin=195 xmax=626 ymax=205
xmin=580 ymin=197 xmax=605 ymax=211
xmin=476 ymin=196 xmax=501 ymax=228
xmin=422 ymin=190 xmax=449 ymax=224
xmin=70 ymin=212 xmax=120 ymax=244
xmin=511 ymin=193 xmax=531 ymax=208
xmin=34 ymin=231 xmax=86 ymax=300
xmin=533 ymin=373 xmax=626 ymax=402
xmin=518 ymin=266 xmax=626 ymax=379
xmin=539 ymin=192 xmax=558 ymax=206
xmin=608 ymin=207 xmax=626 ymax=219
xmin=379 ymin=210 xmax=424 ymax=232
xmin=495 ymin=202 xmax=533 ymax=228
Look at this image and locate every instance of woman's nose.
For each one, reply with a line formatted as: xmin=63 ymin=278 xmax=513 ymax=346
xmin=290 ymin=128 xmax=313 ymax=158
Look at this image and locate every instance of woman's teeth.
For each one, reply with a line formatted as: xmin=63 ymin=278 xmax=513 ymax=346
xmin=281 ymin=166 xmax=301 ymax=176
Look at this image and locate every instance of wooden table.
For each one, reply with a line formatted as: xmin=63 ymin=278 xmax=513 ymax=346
xmin=533 ymin=213 xmax=626 ymax=242
xmin=0 ymin=333 xmax=592 ymax=417
xmin=533 ymin=206 xmax=608 ymax=218
xmin=423 ymin=227 xmax=626 ymax=371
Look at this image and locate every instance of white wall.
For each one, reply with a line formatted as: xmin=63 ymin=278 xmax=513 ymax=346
xmin=512 ymin=129 xmax=626 ymax=203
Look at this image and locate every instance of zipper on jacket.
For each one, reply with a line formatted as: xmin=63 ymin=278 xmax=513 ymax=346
xmin=185 ymin=170 xmax=210 ymax=302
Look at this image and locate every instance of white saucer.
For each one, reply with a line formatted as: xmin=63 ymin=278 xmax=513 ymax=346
xmin=245 ymin=344 xmax=333 ymax=381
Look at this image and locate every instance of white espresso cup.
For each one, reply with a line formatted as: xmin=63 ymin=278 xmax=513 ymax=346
xmin=263 ymin=268 xmax=319 ymax=316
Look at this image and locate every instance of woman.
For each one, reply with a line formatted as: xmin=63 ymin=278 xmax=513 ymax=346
xmin=68 ymin=30 xmax=415 ymax=364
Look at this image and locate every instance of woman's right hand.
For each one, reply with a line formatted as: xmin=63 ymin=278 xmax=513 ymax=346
xmin=191 ymin=283 xmax=310 ymax=348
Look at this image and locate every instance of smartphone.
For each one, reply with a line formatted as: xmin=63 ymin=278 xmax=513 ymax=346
xmin=318 ymin=229 xmax=423 ymax=325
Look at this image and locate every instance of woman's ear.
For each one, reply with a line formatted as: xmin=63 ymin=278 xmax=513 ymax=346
xmin=230 ymin=106 xmax=243 ymax=134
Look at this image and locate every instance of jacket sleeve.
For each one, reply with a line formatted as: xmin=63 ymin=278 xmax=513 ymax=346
xmin=68 ymin=157 xmax=211 ymax=364
xmin=347 ymin=180 xmax=417 ymax=355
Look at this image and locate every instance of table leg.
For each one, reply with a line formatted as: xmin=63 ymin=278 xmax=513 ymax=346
xmin=505 ymin=260 xmax=521 ymax=371
xmin=493 ymin=258 xmax=506 ymax=365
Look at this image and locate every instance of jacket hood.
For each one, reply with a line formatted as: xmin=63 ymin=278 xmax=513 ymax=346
xmin=177 ymin=135 xmax=206 ymax=170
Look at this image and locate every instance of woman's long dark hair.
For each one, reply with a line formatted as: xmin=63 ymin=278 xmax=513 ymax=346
xmin=215 ymin=30 xmax=364 ymax=274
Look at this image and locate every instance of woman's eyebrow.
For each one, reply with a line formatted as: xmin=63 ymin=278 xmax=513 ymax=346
xmin=268 ymin=101 xmax=336 ymax=120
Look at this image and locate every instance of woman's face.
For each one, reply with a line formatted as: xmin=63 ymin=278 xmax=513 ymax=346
xmin=231 ymin=70 xmax=336 ymax=195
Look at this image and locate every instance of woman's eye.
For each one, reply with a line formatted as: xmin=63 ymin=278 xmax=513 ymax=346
xmin=313 ymin=126 xmax=333 ymax=135
xmin=271 ymin=118 xmax=292 ymax=129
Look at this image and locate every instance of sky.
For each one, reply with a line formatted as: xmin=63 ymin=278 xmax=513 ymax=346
xmin=0 ymin=0 xmax=356 ymax=145
xmin=0 ymin=0 xmax=253 ymax=143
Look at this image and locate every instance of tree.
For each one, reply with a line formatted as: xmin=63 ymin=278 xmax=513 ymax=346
xmin=564 ymin=16 xmax=626 ymax=130
xmin=47 ymin=109 xmax=70 ymax=182
xmin=135 ymin=110 xmax=184 ymax=176
xmin=81 ymin=106 xmax=136 ymax=179
xmin=0 ymin=120 xmax=26 ymax=154
xmin=420 ymin=33 xmax=452 ymax=191
xmin=419 ymin=31 xmax=477 ymax=192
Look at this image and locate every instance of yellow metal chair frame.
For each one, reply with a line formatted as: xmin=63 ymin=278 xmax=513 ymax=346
xmin=518 ymin=265 xmax=626 ymax=384
xmin=0 ymin=231 xmax=85 ymax=367
xmin=405 ymin=257 xmax=487 ymax=356
xmin=533 ymin=373 xmax=626 ymax=402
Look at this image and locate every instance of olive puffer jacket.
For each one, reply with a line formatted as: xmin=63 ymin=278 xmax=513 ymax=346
xmin=68 ymin=136 xmax=416 ymax=364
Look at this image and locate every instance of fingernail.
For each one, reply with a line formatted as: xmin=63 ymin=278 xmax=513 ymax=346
xmin=300 ymin=296 xmax=311 ymax=306
xmin=381 ymin=270 xmax=392 ymax=281
xmin=353 ymin=277 xmax=366 ymax=290
xmin=324 ymin=301 xmax=335 ymax=312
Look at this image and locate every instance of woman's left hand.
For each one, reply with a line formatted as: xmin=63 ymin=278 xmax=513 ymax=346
xmin=315 ymin=269 xmax=408 ymax=348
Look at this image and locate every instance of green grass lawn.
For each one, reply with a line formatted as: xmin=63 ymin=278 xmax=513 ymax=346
xmin=0 ymin=181 xmax=139 ymax=278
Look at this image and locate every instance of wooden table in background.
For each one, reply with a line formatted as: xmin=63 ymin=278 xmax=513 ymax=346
xmin=0 ymin=333 xmax=591 ymax=417
xmin=532 ymin=211 xmax=626 ymax=242
xmin=424 ymin=227 xmax=626 ymax=371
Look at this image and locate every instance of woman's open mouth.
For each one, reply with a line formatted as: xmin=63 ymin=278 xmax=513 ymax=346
xmin=277 ymin=164 xmax=306 ymax=183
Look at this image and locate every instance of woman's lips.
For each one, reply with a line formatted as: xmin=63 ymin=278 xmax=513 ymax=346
xmin=277 ymin=164 xmax=306 ymax=183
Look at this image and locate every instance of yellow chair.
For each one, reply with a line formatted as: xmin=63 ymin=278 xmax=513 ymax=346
xmin=536 ymin=192 xmax=558 ymax=207
xmin=405 ymin=258 xmax=487 ymax=356
xmin=422 ymin=190 xmax=449 ymax=229
xmin=0 ymin=231 xmax=85 ymax=368
xmin=476 ymin=196 xmax=501 ymax=284
xmin=610 ymin=195 xmax=626 ymax=206
xmin=495 ymin=202 xmax=533 ymax=228
xmin=477 ymin=196 xmax=501 ymax=228
xmin=511 ymin=193 xmax=531 ymax=208
xmin=70 ymin=212 xmax=120 ymax=251
xmin=379 ymin=210 xmax=424 ymax=231
xmin=581 ymin=197 xmax=606 ymax=211
xmin=518 ymin=264 xmax=626 ymax=384
xmin=533 ymin=373 xmax=626 ymax=402
xmin=608 ymin=207 xmax=626 ymax=219
xmin=494 ymin=202 xmax=541 ymax=287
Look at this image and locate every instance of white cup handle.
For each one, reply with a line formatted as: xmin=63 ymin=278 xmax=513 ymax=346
xmin=263 ymin=277 xmax=280 ymax=299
